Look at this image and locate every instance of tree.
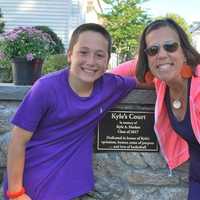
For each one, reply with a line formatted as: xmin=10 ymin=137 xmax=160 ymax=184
xmin=156 ymin=13 xmax=192 ymax=40
xmin=0 ymin=8 xmax=5 ymax=33
xmin=100 ymin=0 xmax=151 ymax=62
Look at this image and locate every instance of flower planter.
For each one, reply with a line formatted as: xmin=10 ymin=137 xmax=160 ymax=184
xmin=12 ymin=57 xmax=43 ymax=85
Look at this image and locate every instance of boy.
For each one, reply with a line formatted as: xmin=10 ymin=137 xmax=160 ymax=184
xmin=4 ymin=23 xmax=137 ymax=200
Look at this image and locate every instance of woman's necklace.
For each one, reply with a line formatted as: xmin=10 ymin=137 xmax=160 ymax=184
xmin=172 ymin=99 xmax=182 ymax=109
xmin=170 ymin=80 xmax=188 ymax=110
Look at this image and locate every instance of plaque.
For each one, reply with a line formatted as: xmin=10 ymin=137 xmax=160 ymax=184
xmin=95 ymin=110 xmax=159 ymax=152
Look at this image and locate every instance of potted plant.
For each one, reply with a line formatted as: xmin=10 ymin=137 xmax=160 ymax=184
xmin=0 ymin=26 xmax=56 ymax=85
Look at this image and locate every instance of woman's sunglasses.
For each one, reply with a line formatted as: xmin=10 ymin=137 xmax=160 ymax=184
xmin=144 ymin=41 xmax=179 ymax=56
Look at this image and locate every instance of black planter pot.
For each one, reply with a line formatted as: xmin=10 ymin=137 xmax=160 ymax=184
xmin=12 ymin=57 xmax=43 ymax=85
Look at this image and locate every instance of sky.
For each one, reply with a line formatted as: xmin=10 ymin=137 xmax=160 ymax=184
xmin=140 ymin=0 xmax=200 ymax=25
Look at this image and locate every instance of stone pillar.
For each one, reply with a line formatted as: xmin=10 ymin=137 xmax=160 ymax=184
xmin=0 ymin=83 xmax=189 ymax=200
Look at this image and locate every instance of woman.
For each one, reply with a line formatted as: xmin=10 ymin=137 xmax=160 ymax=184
xmin=136 ymin=18 xmax=200 ymax=200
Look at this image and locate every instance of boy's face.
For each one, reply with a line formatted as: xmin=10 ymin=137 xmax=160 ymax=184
xmin=67 ymin=31 xmax=109 ymax=84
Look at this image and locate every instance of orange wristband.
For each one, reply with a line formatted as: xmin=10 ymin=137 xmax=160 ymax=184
xmin=6 ymin=187 xmax=26 ymax=199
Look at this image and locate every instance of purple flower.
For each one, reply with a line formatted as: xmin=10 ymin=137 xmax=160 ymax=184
xmin=0 ymin=52 xmax=5 ymax=60
xmin=4 ymin=32 xmax=18 ymax=41
xmin=26 ymin=53 xmax=34 ymax=61
xmin=1 ymin=26 xmax=55 ymax=60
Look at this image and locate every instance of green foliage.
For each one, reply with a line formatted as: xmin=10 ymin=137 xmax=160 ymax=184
xmin=0 ymin=8 xmax=5 ymax=33
xmin=35 ymin=26 xmax=65 ymax=54
xmin=156 ymin=13 xmax=192 ymax=40
xmin=100 ymin=0 xmax=151 ymax=62
xmin=0 ymin=56 xmax=12 ymax=82
xmin=0 ymin=27 xmax=56 ymax=60
xmin=42 ymin=54 xmax=68 ymax=74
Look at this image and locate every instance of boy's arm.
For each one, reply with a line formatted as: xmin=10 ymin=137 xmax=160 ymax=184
xmin=7 ymin=126 xmax=32 ymax=199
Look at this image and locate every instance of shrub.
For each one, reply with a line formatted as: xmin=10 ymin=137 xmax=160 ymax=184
xmin=0 ymin=56 xmax=12 ymax=82
xmin=0 ymin=8 xmax=5 ymax=33
xmin=35 ymin=26 xmax=65 ymax=54
xmin=42 ymin=54 xmax=68 ymax=74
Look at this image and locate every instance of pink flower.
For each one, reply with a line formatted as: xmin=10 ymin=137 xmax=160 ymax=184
xmin=26 ymin=53 xmax=34 ymax=61
xmin=1 ymin=26 xmax=56 ymax=60
xmin=0 ymin=52 xmax=5 ymax=60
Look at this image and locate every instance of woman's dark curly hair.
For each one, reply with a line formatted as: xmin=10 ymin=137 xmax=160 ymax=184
xmin=136 ymin=18 xmax=200 ymax=82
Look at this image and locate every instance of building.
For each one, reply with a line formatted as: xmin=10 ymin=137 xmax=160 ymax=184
xmin=191 ymin=22 xmax=200 ymax=53
xmin=0 ymin=0 xmax=104 ymax=50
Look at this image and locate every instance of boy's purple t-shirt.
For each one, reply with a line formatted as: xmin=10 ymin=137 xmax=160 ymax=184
xmin=4 ymin=69 xmax=136 ymax=200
